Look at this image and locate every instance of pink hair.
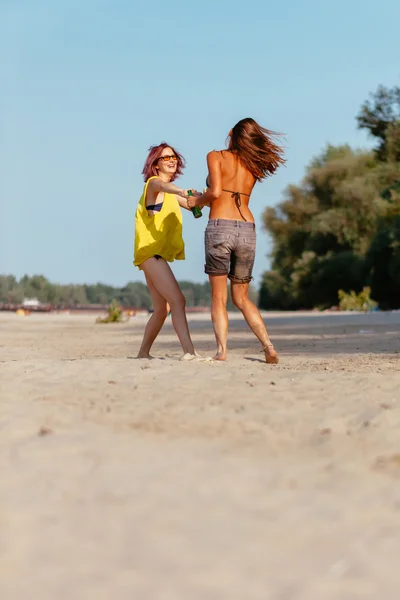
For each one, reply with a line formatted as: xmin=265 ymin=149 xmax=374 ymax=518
xmin=142 ymin=142 xmax=186 ymax=182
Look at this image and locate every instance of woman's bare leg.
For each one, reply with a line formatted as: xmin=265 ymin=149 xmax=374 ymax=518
xmin=231 ymin=281 xmax=278 ymax=364
xmin=209 ymin=275 xmax=229 ymax=361
xmin=137 ymin=273 xmax=169 ymax=358
xmin=141 ymin=258 xmax=196 ymax=356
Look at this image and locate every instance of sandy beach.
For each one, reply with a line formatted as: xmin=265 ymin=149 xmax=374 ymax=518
xmin=1 ymin=310 xmax=400 ymax=599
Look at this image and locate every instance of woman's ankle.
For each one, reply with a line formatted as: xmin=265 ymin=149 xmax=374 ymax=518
xmin=182 ymin=344 xmax=195 ymax=355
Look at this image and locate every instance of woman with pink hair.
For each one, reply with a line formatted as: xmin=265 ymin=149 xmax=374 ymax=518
xmin=134 ymin=142 xmax=200 ymax=360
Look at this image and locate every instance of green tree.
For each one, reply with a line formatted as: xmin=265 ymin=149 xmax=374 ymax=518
xmin=84 ymin=283 xmax=115 ymax=305
xmin=365 ymin=216 xmax=400 ymax=309
xmin=117 ymin=282 xmax=152 ymax=309
xmin=259 ymin=271 xmax=292 ymax=310
xmin=260 ymin=144 xmax=390 ymax=309
xmin=54 ymin=284 xmax=89 ymax=306
xmin=0 ymin=275 xmax=24 ymax=303
xmin=357 ymin=84 xmax=400 ymax=161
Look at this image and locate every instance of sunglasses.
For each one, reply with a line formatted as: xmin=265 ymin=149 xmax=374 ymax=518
xmin=158 ymin=155 xmax=177 ymax=163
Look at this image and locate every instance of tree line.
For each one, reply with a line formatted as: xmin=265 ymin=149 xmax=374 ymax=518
xmin=260 ymin=84 xmax=400 ymax=310
xmin=0 ymin=274 xmax=258 ymax=310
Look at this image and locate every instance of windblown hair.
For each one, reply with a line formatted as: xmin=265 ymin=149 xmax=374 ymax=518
xmin=142 ymin=142 xmax=185 ymax=182
xmin=227 ymin=118 xmax=285 ymax=181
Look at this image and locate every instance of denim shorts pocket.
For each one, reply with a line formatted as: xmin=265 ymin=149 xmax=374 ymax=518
xmin=205 ymin=231 xmax=233 ymax=247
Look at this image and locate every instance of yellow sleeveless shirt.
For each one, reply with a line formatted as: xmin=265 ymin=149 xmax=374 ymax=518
xmin=134 ymin=176 xmax=185 ymax=267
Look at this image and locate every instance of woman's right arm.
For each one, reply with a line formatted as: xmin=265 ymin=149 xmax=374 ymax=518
xmin=147 ymin=177 xmax=188 ymax=199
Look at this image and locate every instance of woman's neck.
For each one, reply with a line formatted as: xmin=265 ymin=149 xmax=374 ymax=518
xmin=158 ymin=173 xmax=171 ymax=183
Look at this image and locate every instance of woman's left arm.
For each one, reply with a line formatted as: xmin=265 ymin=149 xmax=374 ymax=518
xmin=187 ymin=151 xmax=221 ymax=209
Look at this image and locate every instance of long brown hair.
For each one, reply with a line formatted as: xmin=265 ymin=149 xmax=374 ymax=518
xmin=227 ymin=118 xmax=285 ymax=181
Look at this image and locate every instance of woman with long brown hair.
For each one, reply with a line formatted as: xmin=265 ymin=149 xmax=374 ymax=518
xmin=187 ymin=118 xmax=285 ymax=363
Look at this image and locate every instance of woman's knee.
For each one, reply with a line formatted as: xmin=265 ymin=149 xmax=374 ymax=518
xmin=169 ymin=290 xmax=186 ymax=310
xmin=231 ymin=289 xmax=246 ymax=309
xmin=212 ymin=292 xmax=227 ymax=308
xmin=153 ymin=301 xmax=169 ymax=319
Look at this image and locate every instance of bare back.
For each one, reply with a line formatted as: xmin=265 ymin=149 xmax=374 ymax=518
xmin=208 ymin=150 xmax=256 ymax=222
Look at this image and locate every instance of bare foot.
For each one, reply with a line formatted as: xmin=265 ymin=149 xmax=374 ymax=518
xmin=136 ymin=353 xmax=155 ymax=359
xmin=262 ymin=343 xmax=279 ymax=364
xmin=213 ymin=351 xmax=226 ymax=361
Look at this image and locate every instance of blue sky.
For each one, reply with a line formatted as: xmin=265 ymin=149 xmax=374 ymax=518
xmin=1 ymin=0 xmax=399 ymax=287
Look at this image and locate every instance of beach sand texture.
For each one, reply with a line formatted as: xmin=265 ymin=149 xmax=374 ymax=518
xmin=1 ymin=310 xmax=400 ymax=599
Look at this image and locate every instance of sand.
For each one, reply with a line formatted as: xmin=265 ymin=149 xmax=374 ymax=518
xmin=1 ymin=310 xmax=400 ymax=599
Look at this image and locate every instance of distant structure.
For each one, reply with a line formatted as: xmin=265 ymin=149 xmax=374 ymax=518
xmin=22 ymin=298 xmax=41 ymax=307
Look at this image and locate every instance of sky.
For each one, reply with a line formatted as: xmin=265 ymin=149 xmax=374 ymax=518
xmin=1 ymin=0 xmax=400 ymax=288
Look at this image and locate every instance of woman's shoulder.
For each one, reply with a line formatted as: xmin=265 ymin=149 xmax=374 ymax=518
xmin=208 ymin=149 xmax=234 ymax=158
xmin=206 ymin=149 xmax=227 ymax=161
xmin=145 ymin=176 xmax=162 ymax=192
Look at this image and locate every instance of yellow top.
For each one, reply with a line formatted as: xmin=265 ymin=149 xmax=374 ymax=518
xmin=133 ymin=176 xmax=185 ymax=267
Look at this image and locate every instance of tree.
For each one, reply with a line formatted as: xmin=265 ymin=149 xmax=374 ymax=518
xmin=84 ymin=283 xmax=115 ymax=305
xmin=259 ymin=271 xmax=293 ymax=310
xmin=260 ymin=144 xmax=391 ymax=309
xmin=357 ymin=84 xmax=400 ymax=161
xmin=365 ymin=216 xmax=400 ymax=309
xmin=259 ymin=82 xmax=400 ymax=310
xmin=117 ymin=282 xmax=152 ymax=309
xmin=0 ymin=275 xmax=24 ymax=303
xmin=54 ymin=284 xmax=89 ymax=306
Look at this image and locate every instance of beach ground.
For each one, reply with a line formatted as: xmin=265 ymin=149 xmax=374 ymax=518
xmin=1 ymin=310 xmax=400 ymax=599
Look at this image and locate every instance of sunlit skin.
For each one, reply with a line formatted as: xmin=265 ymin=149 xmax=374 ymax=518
xmin=137 ymin=147 xmax=199 ymax=360
xmin=187 ymin=132 xmax=279 ymax=364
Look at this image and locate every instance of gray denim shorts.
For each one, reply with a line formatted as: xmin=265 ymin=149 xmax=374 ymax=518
xmin=204 ymin=219 xmax=256 ymax=283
